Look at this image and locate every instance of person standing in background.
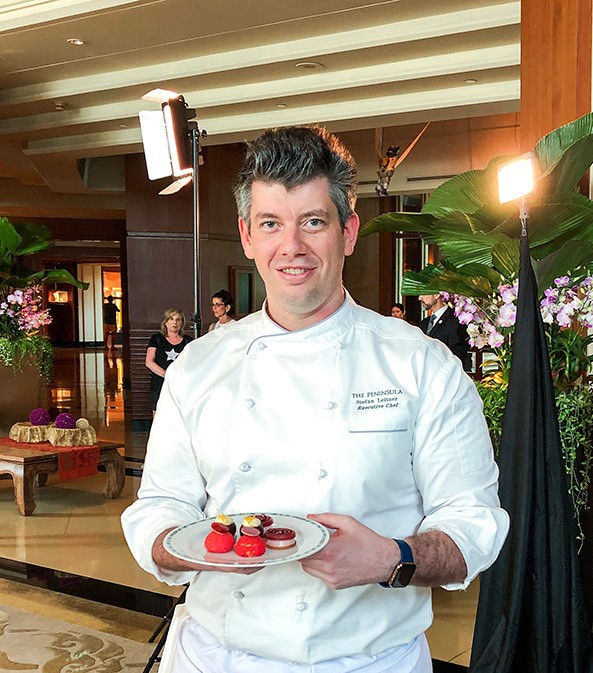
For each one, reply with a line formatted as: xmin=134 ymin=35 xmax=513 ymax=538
xmin=419 ymin=293 xmax=469 ymax=368
xmin=391 ymin=302 xmax=406 ymax=319
xmin=208 ymin=289 xmax=236 ymax=332
xmin=145 ymin=308 xmax=192 ymax=417
xmin=102 ymin=295 xmax=119 ymax=350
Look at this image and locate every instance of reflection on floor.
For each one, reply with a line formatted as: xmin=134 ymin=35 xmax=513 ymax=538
xmin=0 ymin=347 xmax=475 ymax=669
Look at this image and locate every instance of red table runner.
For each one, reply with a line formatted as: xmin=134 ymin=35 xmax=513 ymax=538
xmin=0 ymin=438 xmax=100 ymax=481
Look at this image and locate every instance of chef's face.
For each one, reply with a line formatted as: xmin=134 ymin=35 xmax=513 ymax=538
xmin=239 ymin=177 xmax=359 ymax=331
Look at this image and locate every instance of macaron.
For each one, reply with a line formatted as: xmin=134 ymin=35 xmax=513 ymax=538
xmin=265 ymin=527 xmax=296 ymax=550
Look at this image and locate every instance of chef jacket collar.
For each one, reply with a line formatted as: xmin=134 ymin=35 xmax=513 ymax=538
xmin=250 ymin=290 xmax=356 ymax=346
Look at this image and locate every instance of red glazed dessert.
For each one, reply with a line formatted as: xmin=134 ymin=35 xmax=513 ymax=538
xmin=265 ymin=527 xmax=297 ymax=550
xmin=204 ymin=531 xmax=235 ymax=553
xmin=235 ymin=535 xmax=266 ymax=557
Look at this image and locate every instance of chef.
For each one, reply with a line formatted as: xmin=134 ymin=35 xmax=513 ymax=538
xmin=122 ymin=125 xmax=509 ymax=673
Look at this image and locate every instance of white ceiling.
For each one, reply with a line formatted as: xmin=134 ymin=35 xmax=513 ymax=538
xmin=0 ymin=0 xmax=520 ymax=201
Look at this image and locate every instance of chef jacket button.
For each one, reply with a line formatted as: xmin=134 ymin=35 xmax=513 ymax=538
xmin=334 ymin=342 xmax=343 ymax=351
xmin=239 ymin=462 xmax=252 ymax=473
xmin=245 ymin=398 xmax=255 ymax=408
xmin=233 ymin=591 xmax=245 ymax=600
xmin=256 ymin=342 xmax=267 ymax=350
xmin=318 ymin=469 xmax=328 ymax=479
xmin=295 ymin=601 xmax=308 ymax=612
xmin=324 ymin=401 xmax=336 ymax=410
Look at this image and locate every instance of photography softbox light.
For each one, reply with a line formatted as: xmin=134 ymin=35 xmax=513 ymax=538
xmin=139 ymin=92 xmax=195 ymax=183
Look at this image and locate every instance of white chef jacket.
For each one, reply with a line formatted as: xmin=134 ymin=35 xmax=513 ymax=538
xmin=121 ymin=293 xmax=509 ymax=665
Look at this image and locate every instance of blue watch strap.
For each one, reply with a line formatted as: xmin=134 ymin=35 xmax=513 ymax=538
xmin=394 ymin=538 xmax=413 ymax=563
xmin=379 ymin=538 xmax=415 ymax=588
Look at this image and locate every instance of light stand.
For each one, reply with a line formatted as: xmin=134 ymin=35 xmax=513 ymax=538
xmin=191 ymin=127 xmax=201 ymax=337
xmin=139 ymin=90 xmax=206 ymax=338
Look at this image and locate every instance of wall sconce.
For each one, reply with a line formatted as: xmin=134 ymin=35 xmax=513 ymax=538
xmin=48 ymin=289 xmax=69 ymax=303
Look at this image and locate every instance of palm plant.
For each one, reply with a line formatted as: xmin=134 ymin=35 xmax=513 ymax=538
xmin=0 ymin=217 xmax=88 ymax=376
xmin=359 ymin=112 xmax=593 ymax=299
xmin=360 ymin=114 xmax=593 ymax=538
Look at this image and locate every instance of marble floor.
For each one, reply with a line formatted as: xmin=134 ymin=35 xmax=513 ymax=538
xmin=0 ymin=346 xmax=477 ymax=670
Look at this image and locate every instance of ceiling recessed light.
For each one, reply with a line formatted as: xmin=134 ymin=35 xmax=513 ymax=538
xmin=275 ymin=103 xmax=288 ymax=109
xmin=295 ymin=61 xmax=324 ymax=70
xmin=464 ymin=78 xmax=478 ymax=84
xmin=67 ymin=38 xmax=85 ymax=46
xmin=119 ymin=123 xmax=129 ymax=129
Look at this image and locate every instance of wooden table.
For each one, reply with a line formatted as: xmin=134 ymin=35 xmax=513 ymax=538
xmin=0 ymin=438 xmax=125 ymax=515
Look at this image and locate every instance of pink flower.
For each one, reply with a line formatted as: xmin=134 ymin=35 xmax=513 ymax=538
xmin=496 ymin=303 xmax=516 ymax=327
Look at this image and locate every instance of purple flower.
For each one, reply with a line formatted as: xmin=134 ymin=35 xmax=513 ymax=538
xmin=55 ymin=412 xmax=77 ymax=429
xmin=29 ymin=408 xmax=51 ymax=426
xmin=555 ymin=276 xmax=570 ymax=287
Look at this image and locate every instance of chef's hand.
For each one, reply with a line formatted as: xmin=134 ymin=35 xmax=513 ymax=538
xmin=299 ymin=513 xmax=397 ymax=589
xmin=152 ymin=528 xmax=263 ymax=575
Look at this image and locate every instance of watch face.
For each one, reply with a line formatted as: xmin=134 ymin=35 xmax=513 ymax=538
xmin=394 ymin=562 xmax=416 ymax=587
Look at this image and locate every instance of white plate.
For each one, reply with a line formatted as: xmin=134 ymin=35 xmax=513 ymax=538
xmin=164 ymin=513 xmax=330 ymax=567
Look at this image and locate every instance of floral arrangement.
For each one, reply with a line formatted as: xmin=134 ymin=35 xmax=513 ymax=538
xmin=449 ymin=274 xmax=593 ymax=390
xmin=0 ymin=286 xmax=52 ymax=337
xmin=0 ymin=285 xmax=53 ymax=378
xmin=0 ymin=217 xmax=88 ymax=378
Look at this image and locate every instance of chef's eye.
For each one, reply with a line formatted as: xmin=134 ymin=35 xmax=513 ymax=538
xmin=305 ymin=218 xmax=324 ymax=230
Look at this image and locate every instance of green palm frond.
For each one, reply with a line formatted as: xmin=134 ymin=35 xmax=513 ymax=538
xmin=358 ymin=212 xmax=435 ymax=237
xmin=535 ymin=112 xmax=593 ymax=193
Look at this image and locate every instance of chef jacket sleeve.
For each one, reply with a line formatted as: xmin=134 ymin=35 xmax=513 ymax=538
xmin=121 ymin=354 xmax=206 ymax=585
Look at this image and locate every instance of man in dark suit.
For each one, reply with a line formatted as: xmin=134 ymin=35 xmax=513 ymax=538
xmin=419 ymin=293 xmax=469 ymax=368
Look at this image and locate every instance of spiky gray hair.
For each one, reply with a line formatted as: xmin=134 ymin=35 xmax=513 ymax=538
xmin=233 ymin=126 xmax=358 ymax=230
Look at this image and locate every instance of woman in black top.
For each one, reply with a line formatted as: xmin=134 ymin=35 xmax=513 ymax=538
xmin=145 ymin=308 xmax=192 ymax=415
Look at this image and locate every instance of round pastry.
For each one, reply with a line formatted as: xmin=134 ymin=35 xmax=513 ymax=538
xmin=214 ymin=514 xmax=236 ymax=536
xmin=240 ymin=515 xmax=263 ymax=536
xmin=265 ymin=527 xmax=297 ymax=550
xmin=255 ymin=514 xmax=274 ymax=530
xmin=204 ymin=531 xmax=235 ymax=553
xmin=235 ymin=534 xmax=266 ymax=557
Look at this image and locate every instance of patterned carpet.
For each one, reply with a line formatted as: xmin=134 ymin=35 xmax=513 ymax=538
xmin=0 ymin=603 xmax=155 ymax=672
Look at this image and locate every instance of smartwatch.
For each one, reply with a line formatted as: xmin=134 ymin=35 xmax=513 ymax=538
xmin=379 ymin=538 xmax=416 ymax=588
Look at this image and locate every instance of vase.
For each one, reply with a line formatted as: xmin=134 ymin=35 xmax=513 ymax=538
xmin=0 ymin=357 xmax=48 ymax=435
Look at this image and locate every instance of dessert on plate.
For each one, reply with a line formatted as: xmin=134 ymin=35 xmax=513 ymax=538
xmin=265 ymin=527 xmax=297 ymax=550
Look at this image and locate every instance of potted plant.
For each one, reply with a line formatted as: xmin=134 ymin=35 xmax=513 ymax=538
xmin=0 ymin=217 xmax=88 ymax=378
xmin=359 ymin=112 xmax=593 ymax=543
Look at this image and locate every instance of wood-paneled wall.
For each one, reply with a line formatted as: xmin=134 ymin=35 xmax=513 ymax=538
xmin=521 ymin=0 xmax=592 ymax=152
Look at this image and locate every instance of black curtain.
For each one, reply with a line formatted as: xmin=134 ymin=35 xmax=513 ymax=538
xmin=470 ymin=234 xmax=593 ymax=673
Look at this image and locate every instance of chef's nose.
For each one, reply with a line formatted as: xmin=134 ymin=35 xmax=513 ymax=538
xmin=280 ymin=225 xmax=306 ymax=255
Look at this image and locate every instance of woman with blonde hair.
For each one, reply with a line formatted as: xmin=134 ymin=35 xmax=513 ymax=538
xmin=145 ymin=308 xmax=192 ymax=415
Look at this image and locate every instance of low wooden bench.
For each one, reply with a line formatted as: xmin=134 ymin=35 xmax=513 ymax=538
xmin=0 ymin=437 xmax=125 ymax=515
